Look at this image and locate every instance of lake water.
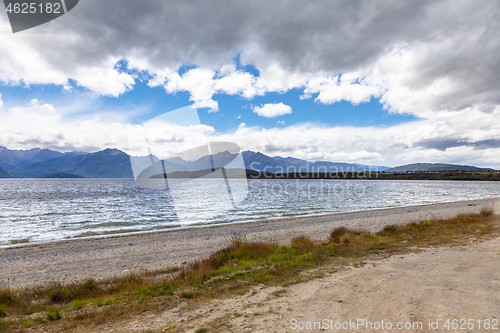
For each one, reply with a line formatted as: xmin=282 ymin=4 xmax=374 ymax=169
xmin=1 ymin=178 xmax=499 ymax=246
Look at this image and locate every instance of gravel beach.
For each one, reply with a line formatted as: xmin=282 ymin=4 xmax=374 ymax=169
xmin=1 ymin=197 xmax=499 ymax=289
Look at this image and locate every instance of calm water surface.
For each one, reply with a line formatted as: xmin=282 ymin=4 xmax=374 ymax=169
xmin=0 ymin=178 xmax=499 ymax=246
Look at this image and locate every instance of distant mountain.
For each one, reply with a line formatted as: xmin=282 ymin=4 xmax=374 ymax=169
xmin=29 ymin=148 xmax=66 ymax=163
xmin=272 ymin=156 xmax=309 ymax=167
xmin=0 ymin=146 xmax=495 ymax=178
xmin=0 ymin=148 xmax=135 ymax=178
xmin=37 ymin=172 xmax=85 ymax=178
xmin=0 ymin=146 xmax=73 ymax=171
xmin=385 ymin=163 xmax=496 ymax=173
xmin=242 ymin=151 xmax=297 ymax=173
xmin=65 ymin=148 xmax=134 ymax=178
xmin=0 ymin=164 xmax=12 ymax=178
xmin=165 ymin=150 xmax=238 ymax=171
xmin=18 ymin=148 xmax=135 ymax=178
xmin=0 ymin=146 xmax=41 ymax=171
xmin=272 ymin=155 xmax=389 ymax=173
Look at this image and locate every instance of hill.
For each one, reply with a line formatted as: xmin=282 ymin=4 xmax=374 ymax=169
xmin=0 ymin=164 xmax=12 ymax=178
xmin=17 ymin=149 xmax=135 ymax=178
xmin=385 ymin=163 xmax=496 ymax=173
xmin=0 ymin=146 xmax=68 ymax=171
xmin=242 ymin=151 xmax=297 ymax=173
xmin=273 ymin=156 xmax=389 ymax=173
xmin=36 ymin=172 xmax=85 ymax=178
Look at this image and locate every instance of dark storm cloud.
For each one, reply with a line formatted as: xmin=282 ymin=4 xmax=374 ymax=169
xmin=469 ymin=139 xmax=500 ymax=150
xmin=2 ymin=0 xmax=500 ymax=113
xmin=415 ymin=138 xmax=468 ymax=151
xmin=44 ymin=0 xmax=468 ymax=71
xmin=416 ymin=138 xmax=500 ymax=151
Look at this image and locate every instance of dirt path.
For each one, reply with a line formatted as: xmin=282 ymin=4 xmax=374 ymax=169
xmin=120 ymin=235 xmax=500 ymax=333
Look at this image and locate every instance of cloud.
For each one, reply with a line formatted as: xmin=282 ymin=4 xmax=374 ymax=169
xmin=0 ymin=0 xmax=497 ymax=115
xmin=215 ymin=104 xmax=500 ymax=168
xmin=362 ymin=30 xmax=500 ymax=116
xmin=1 ymin=0 xmax=500 ymax=168
xmin=0 ymin=33 xmax=135 ymax=96
xmin=303 ymin=74 xmax=383 ymax=105
xmin=1 ymin=99 xmax=500 ymax=168
xmin=163 ymin=68 xmax=219 ymax=111
xmin=0 ymin=93 xmax=3 ymax=108
xmin=0 ymin=100 xmax=215 ymax=156
xmin=214 ymin=65 xmax=258 ymax=98
xmin=156 ymin=65 xmax=261 ymax=111
xmin=253 ymin=103 xmax=292 ymax=118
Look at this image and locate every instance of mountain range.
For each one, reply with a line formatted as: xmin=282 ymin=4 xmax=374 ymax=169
xmin=0 ymin=146 xmax=496 ymax=178
xmin=384 ymin=163 xmax=496 ymax=173
xmin=0 ymin=147 xmax=133 ymax=178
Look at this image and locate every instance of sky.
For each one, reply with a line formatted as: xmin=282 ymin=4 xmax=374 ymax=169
xmin=0 ymin=0 xmax=499 ymax=168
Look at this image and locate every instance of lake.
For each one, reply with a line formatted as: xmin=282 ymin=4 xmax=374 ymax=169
xmin=0 ymin=178 xmax=499 ymax=246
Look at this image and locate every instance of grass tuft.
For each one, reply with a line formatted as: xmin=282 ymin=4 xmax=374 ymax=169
xmin=44 ymin=279 xmax=101 ymax=304
xmin=291 ymin=236 xmax=315 ymax=251
xmin=45 ymin=308 xmax=62 ymax=321
xmin=329 ymin=226 xmax=349 ymax=242
xmin=379 ymin=224 xmax=400 ymax=235
xmin=195 ymin=328 xmax=208 ymax=333
xmin=480 ymin=207 xmax=494 ymax=217
xmin=180 ymin=291 xmax=194 ymax=299
xmin=0 ymin=289 xmax=18 ymax=307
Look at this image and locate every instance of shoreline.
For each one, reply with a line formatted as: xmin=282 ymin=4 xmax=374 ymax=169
xmin=1 ymin=197 xmax=499 ymax=289
xmin=3 ymin=196 xmax=500 ymax=250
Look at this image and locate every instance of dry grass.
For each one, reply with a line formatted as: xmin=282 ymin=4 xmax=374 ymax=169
xmin=0 ymin=208 xmax=498 ymax=332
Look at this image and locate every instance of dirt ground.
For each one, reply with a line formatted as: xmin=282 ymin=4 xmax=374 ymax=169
xmin=118 ymin=236 xmax=500 ymax=333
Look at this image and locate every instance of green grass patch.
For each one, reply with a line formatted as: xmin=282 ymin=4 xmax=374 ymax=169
xmin=67 ymin=300 xmax=87 ymax=311
xmin=195 ymin=328 xmax=208 ymax=333
xmin=45 ymin=308 xmax=62 ymax=321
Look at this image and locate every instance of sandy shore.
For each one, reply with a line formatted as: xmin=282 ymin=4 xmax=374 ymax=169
xmin=1 ymin=197 xmax=499 ymax=289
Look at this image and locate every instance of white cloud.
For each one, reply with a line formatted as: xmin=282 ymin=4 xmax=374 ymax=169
xmin=360 ymin=29 xmax=500 ymax=117
xmin=253 ymin=103 xmax=292 ymax=118
xmin=153 ymin=65 xmax=261 ymax=112
xmin=0 ymin=93 xmax=3 ymax=108
xmin=213 ymin=104 xmax=500 ymax=168
xmin=303 ymin=74 xmax=383 ymax=105
xmin=1 ymin=99 xmax=500 ymax=168
xmin=253 ymin=62 xmax=312 ymax=94
xmin=0 ymin=32 xmax=135 ymax=97
xmin=164 ymin=68 xmax=218 ymax=111
xmin=71 ymin=59 xmax=136 ymax=97
xmin=154 ymin=64 xmax=306 ymax=112
xmin=214 ymin=65 xmax=258 ymax=98
xmin=0 ymin=99 xmax=215 ymax=156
